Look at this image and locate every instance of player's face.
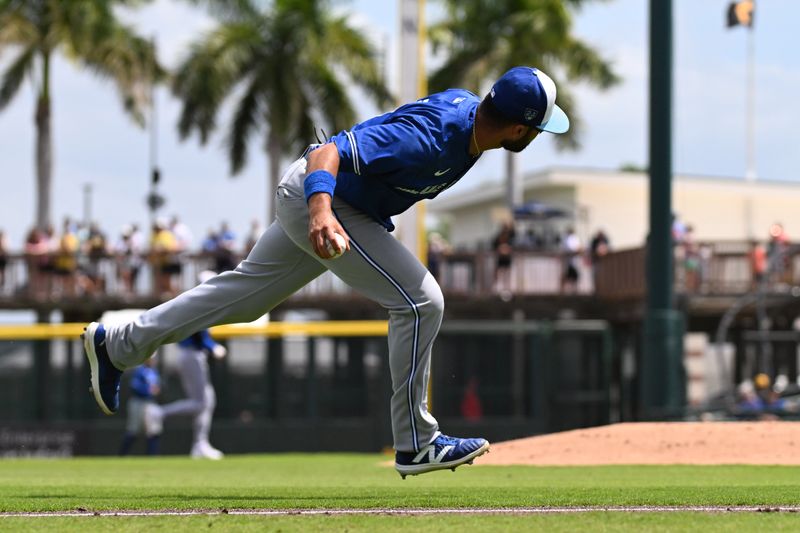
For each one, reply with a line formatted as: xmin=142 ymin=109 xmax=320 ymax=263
xmin=501 ymin=126 xmax=540 ymax=153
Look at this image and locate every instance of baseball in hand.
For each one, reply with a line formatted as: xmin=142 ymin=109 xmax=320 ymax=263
xmin=325 ymin=233 xmax=347 ymax=259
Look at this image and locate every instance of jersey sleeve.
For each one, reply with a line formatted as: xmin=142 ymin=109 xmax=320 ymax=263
xmin=330 ymin=119 xmax=435 ymax=177
xmin=198 ymin=330 xmax=218 ymax=353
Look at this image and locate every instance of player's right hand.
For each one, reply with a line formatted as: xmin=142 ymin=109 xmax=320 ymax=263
xmin=212 ymin=344 xmax=227 ymax=359
xmin=308 ymin=193 xmax=350 ymax=259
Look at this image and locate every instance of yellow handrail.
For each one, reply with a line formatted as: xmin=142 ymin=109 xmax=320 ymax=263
xmin=0 ymin=321 xmax=389 ymax=340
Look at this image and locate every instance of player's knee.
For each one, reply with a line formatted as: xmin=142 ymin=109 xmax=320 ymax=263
xmin=421 ymin=281 xmax=445 ymax=319
xmin=206 ymin=389 xmax=216 ymax=410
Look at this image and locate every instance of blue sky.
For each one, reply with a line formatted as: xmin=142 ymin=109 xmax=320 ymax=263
xmin=1 ymin=0 xmax=798 ymax=247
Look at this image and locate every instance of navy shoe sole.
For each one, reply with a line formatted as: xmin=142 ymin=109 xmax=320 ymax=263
xmin=82 ymin=322 xmax=116 ymax=415
xmin=396 ymin=440 xmax=490 ymax=479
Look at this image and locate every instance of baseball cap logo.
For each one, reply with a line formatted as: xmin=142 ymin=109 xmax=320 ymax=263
xmin=524 ymin=108 xmax=538 ymax=121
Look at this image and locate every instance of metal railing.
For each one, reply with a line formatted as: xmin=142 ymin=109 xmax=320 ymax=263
xmin=0 ymin=241 xmax=797 ymax=305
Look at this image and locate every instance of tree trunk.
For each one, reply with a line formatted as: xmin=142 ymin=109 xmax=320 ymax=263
xmin=35 ymin=52 xmax=52 ymax=231
xmin=265 ymin=132 xmax=283 ymax=224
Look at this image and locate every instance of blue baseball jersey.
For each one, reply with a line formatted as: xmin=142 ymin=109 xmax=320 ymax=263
xmin=129 ymin=365 xmax=160 ymax=399
xmin=329 ymin=89 xmax=482 ymax=231
xmin=178 ymin=329 xmax=217 ymax=353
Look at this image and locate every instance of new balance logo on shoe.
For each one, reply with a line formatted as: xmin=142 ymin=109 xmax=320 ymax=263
xmin=395 ymin=434 xmax=490 ymax=479
xmin=413 ymin=444 xmax=454 ymax=464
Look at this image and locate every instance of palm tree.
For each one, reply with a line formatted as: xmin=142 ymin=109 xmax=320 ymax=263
xmin=429 ymin=0 xmax=620 ymax=206
xmin=173 ymin=0 xmax=392 ymax=223
xmin=0 ymin=0 xmax=161 ymax=230
xmin=430 ymin=0 xmax=619 ymax=149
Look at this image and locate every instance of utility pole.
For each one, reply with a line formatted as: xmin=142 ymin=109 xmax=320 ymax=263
xmin=146 ymin=36 xmax=165 ymax=226
xmin=641 ymin=0 xmax=685 ymax=419
xmin=396 ymin=0 xmax=427 ymax=262
xmin=82 ymin=183 xmax=93 ymax=227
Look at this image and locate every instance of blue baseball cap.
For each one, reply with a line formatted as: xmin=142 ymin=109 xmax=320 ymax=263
xmin=489 ymin=67 xmax=570 ymax=134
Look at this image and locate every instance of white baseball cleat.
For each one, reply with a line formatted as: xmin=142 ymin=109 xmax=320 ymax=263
xmin=191 ymin=441 xmax=224 ymax=460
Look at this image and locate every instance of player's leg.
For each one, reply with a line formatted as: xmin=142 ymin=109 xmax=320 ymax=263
xmin=105 ymin=221 xmax=325 ymax=370
xmin=191 ymin=382 xmax=220 ymax=459
xmin=320 ymin=203 xmax=489 ymax=475
xmin=150 ymin=347 xmax=207 ymax=426
xmin=82 ymin=217 xmax=326 ymax=415
xmin=164 ymin=347 xmax=220 ymax=458
xmin=274 ymin=178 xmax=488 ymax=474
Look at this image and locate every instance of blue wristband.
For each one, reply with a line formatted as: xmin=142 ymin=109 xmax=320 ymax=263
xmin=304 ymin=169 xmax=336 ymax=203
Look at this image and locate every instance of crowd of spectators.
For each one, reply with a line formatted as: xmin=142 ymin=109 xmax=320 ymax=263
xmin=672 ymin=213 xmax=796 ymax=294
xmin=4 ymin=215 xmax=798 ymax=301
xmin=1 ymin=216 xmax=261 ymax=300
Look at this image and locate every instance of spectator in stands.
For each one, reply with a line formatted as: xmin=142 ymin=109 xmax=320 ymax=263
xmin=170 ymin=215 xmax=193 ymax=253
xmin=683 ymin=225 xmax=701 ymax=293
xmin=119 ymin=357 xmax=162 ymax=456
xmin=24 ymin=226 xmax=49 ymax=297
xmin=114 ymin=224 xmax=145 ymax=296
xmin=561 ymin=226 xmax=582 ymax=293
xmin=427 ymin=231 xmax=450 ymax=281
xmin=671 ymin=212 xmax=687 ymax=244
xmin=767 ymin=222 xmax=790 ymax=286
xmin=53 ymin=219 xmax=80 ymax=297
xmin=492 ymin=220 xmax=515 ymax=298
xmin=750 ymin=239 xmax=768 ymax=289
xmin=201 ymin=228 xmax=218 ymax=254
xmin=518 ymin=227 xmax=544 ymax=250
xmin=83 ymin=222 xmax=109 ymax=295
xmin=214 ymin=221 xmax=238 ymax=273
xmin=150 ymin=219 xmax=180 ymax=296
xmin=0 ymin=229 xmax=7 ymax=292
xmin=243 ymin=218 xmax=263 ymax=256
xmin=735 ymin=373 xmax=790 ymax=420
xmin=589 ymin=229 xmax=610 ymax=264
xmin=589 ymin=229 xmax=610 ymax=291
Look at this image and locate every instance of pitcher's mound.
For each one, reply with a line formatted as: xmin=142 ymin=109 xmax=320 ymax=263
xmin=483 ymin=421 xmax=800 ymax=465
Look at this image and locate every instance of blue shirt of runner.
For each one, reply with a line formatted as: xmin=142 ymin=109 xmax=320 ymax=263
xmin=130 ymin=366 xmax=160 ymax=399
xmin=329 ymin=89 xmax=482 ymax=231
xmin=178 ymin=329 xmax=218 ymax=354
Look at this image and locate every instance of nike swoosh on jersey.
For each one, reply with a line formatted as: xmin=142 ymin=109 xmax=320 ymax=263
xmin=434 ymin=168 xmax=451 ymax=176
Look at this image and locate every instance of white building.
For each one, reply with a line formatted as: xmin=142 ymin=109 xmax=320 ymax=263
xmin=427 ymin=167 xmax=800 ymax=250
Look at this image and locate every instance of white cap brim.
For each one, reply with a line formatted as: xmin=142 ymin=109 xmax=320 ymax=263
xmin=537 ymin=104 xmax=570 ymax=134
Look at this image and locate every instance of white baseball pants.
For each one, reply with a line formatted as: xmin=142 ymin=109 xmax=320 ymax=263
xmin=105 ymin=155 xmax=442 ymax=453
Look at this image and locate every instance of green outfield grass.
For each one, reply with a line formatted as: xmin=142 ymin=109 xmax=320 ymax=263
xmin=2 ymin=513 xmax=800 ymax=532
xmin=1 ymin=454 xmax=799 ymax=531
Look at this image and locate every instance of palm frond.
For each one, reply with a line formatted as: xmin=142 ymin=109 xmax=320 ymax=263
xmin=430 ymin=0 xmax=619 ymax=150
xmin=0 ymin=6 xmax=41 ymax=50
xmin=182 ymin=0 xmax=262 ymax=21
xmin=226 ymin=76 xmax=262 ymax=175
xmin=77 ymin=22 xmax=161 ymax=126
xmin=561 ymin=38 xmax=620 ymax=88
xmin=0 ymin=44 xmax=34 ymax=109
xmin=173 ymin=21 xmax=261 ymax=143
xmin=321 ymin=16 xmax=392 ymax=107
xmin=304 ymin=59 xmax=356 ymax=134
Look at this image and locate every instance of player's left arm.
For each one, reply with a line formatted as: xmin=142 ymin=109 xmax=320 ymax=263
xmin=199 ymin=329 xmax=227 ymax=359
xmin=305 ymin=143 xmax=350 ymax=259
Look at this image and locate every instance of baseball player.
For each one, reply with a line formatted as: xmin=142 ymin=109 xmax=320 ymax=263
xmin=118 ymin=357 xmax=161 ymax=456
xmin=143 ymin=270 xmax=227 ymax=460
xmin=83 ymin=67 xmax=569 ymax=477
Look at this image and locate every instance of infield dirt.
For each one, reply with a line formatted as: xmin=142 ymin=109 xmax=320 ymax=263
xmin=484 ymin=421 xmax=800 ymax=465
